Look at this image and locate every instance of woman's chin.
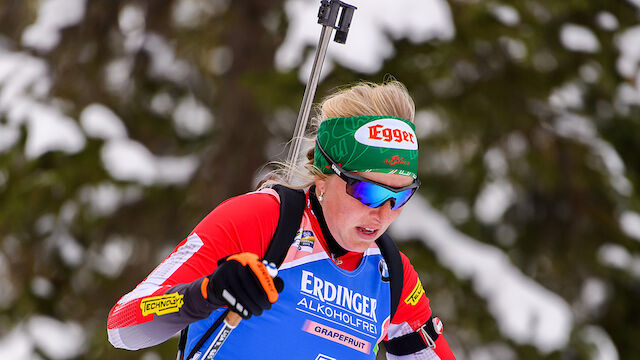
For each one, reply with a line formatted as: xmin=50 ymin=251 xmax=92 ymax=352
xmin=342 ymin=232 xmax=378 ymax=253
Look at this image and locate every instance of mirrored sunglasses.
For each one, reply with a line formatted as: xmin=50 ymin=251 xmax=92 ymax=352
xmin=316 ymin=141 xmax=420 ymax=210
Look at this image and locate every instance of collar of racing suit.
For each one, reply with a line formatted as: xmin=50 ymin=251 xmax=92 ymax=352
xmin=308 ymin=185 xmax=349 ymax=259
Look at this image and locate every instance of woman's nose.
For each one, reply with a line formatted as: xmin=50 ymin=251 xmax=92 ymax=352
xmin=372 ymin=200 xmax=394 ymax=222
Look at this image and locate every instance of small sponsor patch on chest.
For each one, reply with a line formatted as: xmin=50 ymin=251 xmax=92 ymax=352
xmin=293 ymin=230 xmax=316 ymax=253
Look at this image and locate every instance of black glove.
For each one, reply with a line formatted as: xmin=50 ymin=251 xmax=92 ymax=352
xmin=204 ymin=252 xmax=284 ymax=319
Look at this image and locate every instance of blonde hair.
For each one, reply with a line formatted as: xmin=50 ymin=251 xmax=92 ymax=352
xmin=258 ymin=80 xmax=415 ymax=190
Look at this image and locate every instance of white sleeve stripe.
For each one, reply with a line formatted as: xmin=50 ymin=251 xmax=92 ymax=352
xmin=107 ymin=324 xmax=168 ymax=350
xmin=107 ymin=327 xmax=127 ymax=350
xmin=118 ymin=233 xmax=204 ymax=304
xmin=387 ymin=349 xmax=442 ymax=360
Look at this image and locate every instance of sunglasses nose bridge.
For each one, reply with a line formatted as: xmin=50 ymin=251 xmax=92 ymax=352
xmin=375 ymin=198 xmax=395 ymax=212
xmin=387 ymin=198 xmax=396 ymax=209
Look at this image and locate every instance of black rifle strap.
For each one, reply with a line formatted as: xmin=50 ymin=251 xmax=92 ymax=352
xmin=375 ymin=233 xmax=404 ymax=320
xmin=268 ymin=187 xmax=406 ymax=322
xmin=380 ymin=233 xmax=442 ymax=356
xmin=266 ymin=187 xmax=406 ymax=319
xmin=263 ymin=185 xmax=307 ymax=267
xmin=180 ymin=185 xmax=305 ymax=359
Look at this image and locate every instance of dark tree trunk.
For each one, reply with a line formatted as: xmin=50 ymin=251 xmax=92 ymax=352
xmin=204 ymin=0 xmax=285 ymax=205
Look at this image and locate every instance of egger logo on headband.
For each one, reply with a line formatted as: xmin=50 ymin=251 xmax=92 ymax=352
xmin=314 ymin=116 xmax=419 ymax=178
xmin=354 ymin=118 xmax=418 ymax=150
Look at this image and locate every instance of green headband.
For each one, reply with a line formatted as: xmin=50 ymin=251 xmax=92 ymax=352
xmin=314 ymin=116 xmax=419 ymax=178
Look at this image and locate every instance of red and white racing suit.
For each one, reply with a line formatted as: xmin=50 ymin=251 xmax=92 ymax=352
xmin=107 ymin=188 xmax=456 ymax=359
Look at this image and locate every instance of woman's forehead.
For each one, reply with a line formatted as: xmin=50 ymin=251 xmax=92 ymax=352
xmin=355 ymin=172 xmax=414 ymax=187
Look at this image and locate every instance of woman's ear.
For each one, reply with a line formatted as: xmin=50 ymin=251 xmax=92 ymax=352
xmin=314 ymin=178 xmax=326 ymax=195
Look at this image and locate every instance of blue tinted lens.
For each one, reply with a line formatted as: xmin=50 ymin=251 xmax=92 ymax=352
xmin=348 ymin=180 xmax=416 ymax=210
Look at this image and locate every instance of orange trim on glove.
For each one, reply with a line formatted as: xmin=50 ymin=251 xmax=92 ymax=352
xmin=201 ymin=277 xmax=209 ymax=299
xmin=227 ymin=253 xmax=279 ymax=303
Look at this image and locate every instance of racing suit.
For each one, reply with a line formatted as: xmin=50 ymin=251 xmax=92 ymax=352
xmin=107 ymin=188 xmax=455 ymax=359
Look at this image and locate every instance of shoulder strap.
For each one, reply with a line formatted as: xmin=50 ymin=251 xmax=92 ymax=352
xmin=266 ymin=189 xmax=404 ymax=318
xmin=266 ymin=187 xmax=405 ymax=319
xmin=179 ymin=185 xmax=306 ymax=359
xmin=375 ymin=233 xmax=404 ymax=320
xmin=263 ymin=185 xmax=307 ymax=267
xmin=379 ymin=235 xmax=443 ymax=356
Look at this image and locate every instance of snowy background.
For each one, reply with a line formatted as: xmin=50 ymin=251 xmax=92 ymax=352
xmin=1 ymin=0 xmax=639 ymax=359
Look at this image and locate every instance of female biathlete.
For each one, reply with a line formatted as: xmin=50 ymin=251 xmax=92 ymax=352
xmin=107 ymin=81 xmax=456 ymax=359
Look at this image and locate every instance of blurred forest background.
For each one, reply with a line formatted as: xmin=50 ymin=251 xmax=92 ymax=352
xmin=0 ymin=0 xmax=639 ymax=359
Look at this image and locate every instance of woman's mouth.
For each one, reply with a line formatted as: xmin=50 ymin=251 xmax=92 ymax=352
xmin=356 ymin=226 xmax=379 ymax=237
